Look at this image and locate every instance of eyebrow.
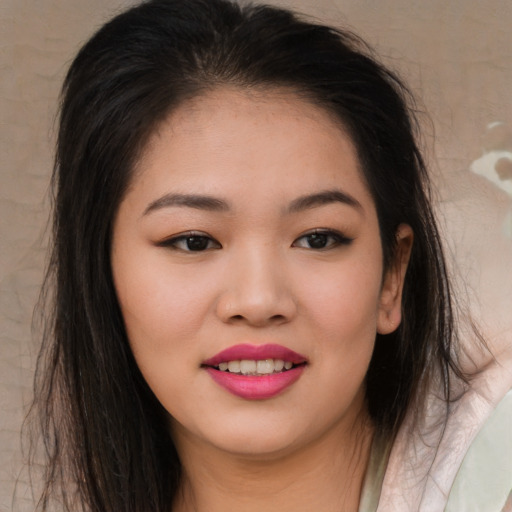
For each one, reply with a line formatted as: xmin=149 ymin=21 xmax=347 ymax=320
xmin=143 ymin=193 xmax=230 ymax=216
xmin=286 ymin=189 xmax=363 ymax=214
xmin=142 ymin=188 xmax=363 ymax=217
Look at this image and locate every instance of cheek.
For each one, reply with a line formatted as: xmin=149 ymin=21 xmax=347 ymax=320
xmin=298 ymin=257 xmax=382 ymax=379
xmin=112 ymin=252 xmax=216 ymax=358
xmin=303 ymin=261 xmax=382 ymax=337
xmin=112 ymin=261 xmax=217 ymax=406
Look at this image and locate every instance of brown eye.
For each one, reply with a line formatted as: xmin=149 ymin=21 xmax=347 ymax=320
xmin=305 ymin=233 xmax=329 ymax=249
xmin=184 ymin=236 xmax=211 ymax=251
xmin=293 ymin=230 xmax=353 ymax=250
xmin=158 ymin=232 xmax=221 ymax=252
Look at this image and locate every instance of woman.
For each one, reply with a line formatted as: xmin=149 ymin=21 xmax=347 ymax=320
xmin=30 ymin=0 xmax=509 ymax=510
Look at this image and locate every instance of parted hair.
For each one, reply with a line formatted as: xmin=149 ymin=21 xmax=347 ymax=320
xmin=31 ymin=0 xmax=466 ymax=510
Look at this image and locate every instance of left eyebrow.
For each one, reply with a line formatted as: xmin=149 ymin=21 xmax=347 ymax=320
xmin=286 ymin=189 xmax=363 ymax=214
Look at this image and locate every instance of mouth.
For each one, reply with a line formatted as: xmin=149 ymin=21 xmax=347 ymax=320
xmin=202 ymin=344 xmax=308 ymax=400
xmin=206 ymin=358 xmax=306 ymax=376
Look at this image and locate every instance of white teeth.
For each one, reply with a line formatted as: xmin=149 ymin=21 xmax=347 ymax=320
xmin=240 ymin=360 xmax=257 ymax=375
xmin=274 ymin=359 xmax=284 ymax=371
xmin=227 ymin=360 xmax=240 ymax=373
xmin=216 ymin=358 xmax=298 ymax=375
xmin=256 ymin=359 xmax=274 ymax=374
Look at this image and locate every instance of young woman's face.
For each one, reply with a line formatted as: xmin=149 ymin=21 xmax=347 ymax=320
xmin=111 ymin=88 xmax=410 ymax=458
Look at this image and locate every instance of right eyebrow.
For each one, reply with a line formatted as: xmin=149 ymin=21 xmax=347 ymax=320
xmin=142 ymin=193 xmax=231 ymax=217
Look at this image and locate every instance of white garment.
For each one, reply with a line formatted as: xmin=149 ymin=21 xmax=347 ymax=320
xmin=373 ymin=356 xmax=512 ymax=512
xmin=445 ymin=390 xmax=512 ymax=511
xmin=357 ymin=346 xmax=512 ymax=511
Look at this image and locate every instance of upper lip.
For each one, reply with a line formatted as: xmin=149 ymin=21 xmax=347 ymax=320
xmin=203 ymin=344 xmax=308 ymax=367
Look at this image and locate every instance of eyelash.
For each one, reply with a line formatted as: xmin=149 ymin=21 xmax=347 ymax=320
xmin=157 ymin=231 xmax=222 ymax=252
xmin=157 ymin=229 xmax=353 ymax=252
xmin=292 ymin=229 xmax=353 ymax=250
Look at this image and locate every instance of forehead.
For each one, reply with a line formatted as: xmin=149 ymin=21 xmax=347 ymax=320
xmin=159 ymin=86 xmax=345 ymax=139
xmin=129 ymin=86 xmax=374 ymax=213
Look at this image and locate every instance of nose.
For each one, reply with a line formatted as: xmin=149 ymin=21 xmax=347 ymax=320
xmin=215 ymin=245 xmax=297 ymax=327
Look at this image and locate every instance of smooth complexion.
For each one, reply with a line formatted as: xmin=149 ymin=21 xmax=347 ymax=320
xmin=111 ymin=88 xmax=412 ymax=512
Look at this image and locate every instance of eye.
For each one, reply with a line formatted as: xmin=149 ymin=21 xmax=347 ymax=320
xmin=292 ymin=230 xmax=353 ymax=250
xmin=157 ymin=232 xmax=221 ymax=252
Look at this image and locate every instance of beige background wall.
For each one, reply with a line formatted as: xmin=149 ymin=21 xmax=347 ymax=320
xmin=1 ymin=1 xmax=511 ymax=509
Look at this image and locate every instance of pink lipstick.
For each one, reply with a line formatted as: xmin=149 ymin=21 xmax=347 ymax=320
xmin=202 ymin=344 xmax=307 ymax=400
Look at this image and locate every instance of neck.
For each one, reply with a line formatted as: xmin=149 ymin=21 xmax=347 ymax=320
xmin=172 ymin=413 xmax=374 ymax=512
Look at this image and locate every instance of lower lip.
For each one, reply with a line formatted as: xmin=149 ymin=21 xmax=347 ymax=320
xmin=205 ymin=366 xmax=305 ymax=400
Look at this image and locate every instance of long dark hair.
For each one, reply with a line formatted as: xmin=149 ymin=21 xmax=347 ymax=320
xmin=31 ymin=0 xmax=467 ymax=510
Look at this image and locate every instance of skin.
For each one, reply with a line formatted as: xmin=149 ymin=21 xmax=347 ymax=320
xmin=111 ymin=87 xmax=413 ymax=512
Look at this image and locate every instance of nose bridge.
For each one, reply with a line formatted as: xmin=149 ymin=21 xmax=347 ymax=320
xmin=216 ymin=241 xmax=296 ymax=326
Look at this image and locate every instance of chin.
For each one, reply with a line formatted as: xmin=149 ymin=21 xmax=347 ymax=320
xmin=172 ymin=411 xmax=308 ymax=460
xmin=212 ymin=431 xmax=303 ymax=460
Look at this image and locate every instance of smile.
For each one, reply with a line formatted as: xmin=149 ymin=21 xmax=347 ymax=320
xmin=216 ymin=359 xmax=295 ymax=375
xmin=202 ymin=344 xmax=308 ymax=400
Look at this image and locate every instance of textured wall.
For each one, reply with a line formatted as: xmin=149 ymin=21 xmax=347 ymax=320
xmin=1 ymin=1 xmax=511 ymax=509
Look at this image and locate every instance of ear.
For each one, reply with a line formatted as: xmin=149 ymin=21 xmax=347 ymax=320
xmin=377 ymin=223 xmax=414 ymax=335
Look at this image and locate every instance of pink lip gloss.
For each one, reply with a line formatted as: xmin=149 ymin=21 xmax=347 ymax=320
xmin=204 ymin=366 xmax=305 ymax=400
xmin=203 ymin=344 xmax=307 ymax=400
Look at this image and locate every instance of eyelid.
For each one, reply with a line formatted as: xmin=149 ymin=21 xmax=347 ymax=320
xmin=156 ymin=230 xmax=222 ymax=251
xmin=155 ymin=228 xmax=351 ymax=251
xmin=292 ymin=228 xmax=353 ymax=249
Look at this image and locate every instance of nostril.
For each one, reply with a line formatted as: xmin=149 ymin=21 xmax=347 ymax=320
xmin=217 ymin=291 xmax=296 ymax=326
xmin=226 ymin=313 xmax=288 ymax=326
